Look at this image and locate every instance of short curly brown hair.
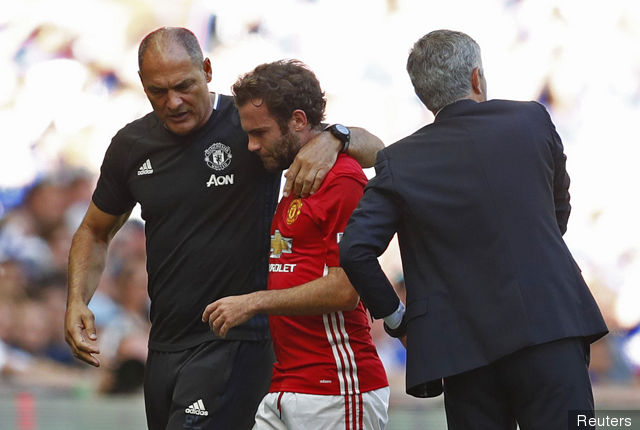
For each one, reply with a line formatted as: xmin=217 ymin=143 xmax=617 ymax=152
xmin=232 ymin=60 xmax=326 ymax=134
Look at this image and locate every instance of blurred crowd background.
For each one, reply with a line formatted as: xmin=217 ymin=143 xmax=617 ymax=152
xmin=1 ymin=0 xmax=639 ymax=422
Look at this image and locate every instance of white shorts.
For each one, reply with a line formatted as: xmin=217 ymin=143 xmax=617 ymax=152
xmin=252 ymin=387 xmax=389 ymax=430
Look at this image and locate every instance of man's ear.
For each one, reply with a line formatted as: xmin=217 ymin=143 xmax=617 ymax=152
xmin=203 ymin=58 xmax=212 ymax=83
xmin=471 ymin=67 xmax=483 ymax=95
xmin=290 ymin=109 xmax=308 ymax=131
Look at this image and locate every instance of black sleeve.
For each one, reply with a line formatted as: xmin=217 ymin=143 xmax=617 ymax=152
xmin=339 ymin=151 xmax=401 ymax=319
xmin=92 ymin=134 xmax=136 ymax=216
xmin=538 ymin=103 xmax=571 ymax=235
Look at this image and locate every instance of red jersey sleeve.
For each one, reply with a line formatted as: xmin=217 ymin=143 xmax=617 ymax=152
xmin=306 ymin=156 xmax=367 ymax=267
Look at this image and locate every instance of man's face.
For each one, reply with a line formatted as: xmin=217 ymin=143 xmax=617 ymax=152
xmin=238 ymin=100 xmax=300 ymax=172
xmin=139 ymin=42 xmax=212 ymax=136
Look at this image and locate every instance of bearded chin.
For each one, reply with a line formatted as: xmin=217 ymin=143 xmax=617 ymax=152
xmin=277 ymin=131 xmax=302 ymax=171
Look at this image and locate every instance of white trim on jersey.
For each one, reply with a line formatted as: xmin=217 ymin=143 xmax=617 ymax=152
xmin=323 ymin=311 xmax=362 ymax=430
xmin=338 ymin=312 xmax=361 ymax=429
xmin=213 ymin=92 xmax=220 ymax=110
xmin=323 ymin=313 xmax=346 ymax=394
xmin=338 ymin=312 xmax=360 ymax=394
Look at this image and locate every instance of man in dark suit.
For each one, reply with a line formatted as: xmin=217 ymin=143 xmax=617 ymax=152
xmin=339 ymin=29 xmax=608 ymax=429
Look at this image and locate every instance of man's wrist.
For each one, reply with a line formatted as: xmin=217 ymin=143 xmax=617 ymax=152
xmin=383 ymin=302 xmax=407 ymax=338
xmin=66 ymin=294 xmax=88 ymax=307
xmin=324 ymin=124 xmax=351 ymax=153
xmin=383 ymin=302 xmax=405 ymax=328
xmin=249 ymin=291 xmax=265 ymax=315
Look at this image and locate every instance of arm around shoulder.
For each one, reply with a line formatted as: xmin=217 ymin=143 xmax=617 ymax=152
xmin=283 ymin=126 xmax=384 ymax=198
xmin=345 ymin=126 xmax=385 ymax=168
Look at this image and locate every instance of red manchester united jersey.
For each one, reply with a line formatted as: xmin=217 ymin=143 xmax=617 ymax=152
xmin=267 ymin=154 xmax=388 ymax=395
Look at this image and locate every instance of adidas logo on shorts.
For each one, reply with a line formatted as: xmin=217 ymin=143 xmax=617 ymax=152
xmin=185 ymin=399 xmax=209 ymax=416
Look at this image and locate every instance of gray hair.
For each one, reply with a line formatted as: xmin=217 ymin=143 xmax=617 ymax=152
xmin=407 ymin=29 xmax=483 ymax=113
xmin=138 ymin=27 xmax=204 ymax=71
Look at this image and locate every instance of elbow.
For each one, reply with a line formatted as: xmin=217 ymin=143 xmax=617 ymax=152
xmin=339 ymin=241 xmax=360 ymax=272
xmin=330 ymin=268 xmax=361 ymax=311
xmin=339 ymin=252 xmax=353 ymax=272
xmin=556 ymin=215 xmax=568 ymax=235
xmin=559 ymin=223 xmax=567 ymax=236
xmin=339 ymin=289 xmax=360 ymax=311
xmin=339 ymin=243 xmax=376 ymax=277
xmin=72 ymin=223 xmax=107 ymax=249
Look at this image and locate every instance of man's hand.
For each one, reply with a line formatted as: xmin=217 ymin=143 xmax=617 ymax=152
xmin=283 ymin=131 xmax=341 ymax=198
xmin=400 ymin=334 xmax=407 ymax=349
xmin=64 ymin=301 xmax=100 ymax=367
xmin=202 ymin=294 xmax=257 ymax=338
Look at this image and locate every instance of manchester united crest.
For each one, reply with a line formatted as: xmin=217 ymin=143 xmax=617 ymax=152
xmin=286 ymin=199 xmax=303 ymax=225
xmin=204 ymin=142 xmax=232 ymax=171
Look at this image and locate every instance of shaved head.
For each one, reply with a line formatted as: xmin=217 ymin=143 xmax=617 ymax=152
xmin=138 ymin=27 xmax=204 ymax=72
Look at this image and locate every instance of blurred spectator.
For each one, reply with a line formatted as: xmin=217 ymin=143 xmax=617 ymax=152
xmin=97 ymin=257 xmax=150 ymax=395
xmin=42 ymin=223 xmax=73 ymax=274
xmin=0 ymin=178 xmax=69 ymax=280
xmin=33 ymin=272 xmax=77 ymax=365
xmin=0 ymin=259 xmax=28 ymax=302
xmin=88 ymin=219 xmax=147 ymax=329
xmin=60 ymin=167 xmax=95 ymax=231
xmin=4 ymin=271 xmax=74 ymax=366
xmin=7 ymin=299 xmax=52 ymax=356
xmin=0 ymin=299 xmax=32 ymax=378
xmin=105 ymin=219 xmax=147 ymax=265
xmin=2 ymin=180 xmax=67 ymax=240
xmin=0 ymin=294 xmax=86 ymax=389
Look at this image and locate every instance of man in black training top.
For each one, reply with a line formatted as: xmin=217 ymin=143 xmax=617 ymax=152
xmin=64 ymin=27 xmax=383 ymax=430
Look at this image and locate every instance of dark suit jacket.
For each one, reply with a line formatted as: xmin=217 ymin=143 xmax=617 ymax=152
xmin=340 ymin=99 xmax=608 ymax=398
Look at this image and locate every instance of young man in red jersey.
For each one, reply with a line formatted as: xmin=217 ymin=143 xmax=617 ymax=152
xmin=202 ymin=60 xmax=389 ymax=430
